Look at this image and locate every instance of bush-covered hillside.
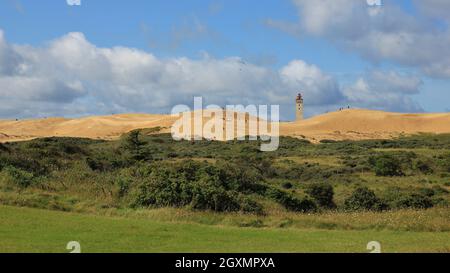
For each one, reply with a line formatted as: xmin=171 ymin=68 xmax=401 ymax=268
xmin=0 ymin=131 xmax=449 ymax=215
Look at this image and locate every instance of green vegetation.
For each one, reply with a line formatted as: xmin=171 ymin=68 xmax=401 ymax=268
xmin=0 ymin=132 xmax=449 ymax=252
xmin=344 ymin=187 xmax=387 ymax=211
xmin=1 ymin=132 xmax=448 ymax=213
xmin=1 ymin=206 xmax=449 ymax=253
xmin=371 ymin=155 xmax=404 ymax=177
xmin=306 ymin=183 xmax=336 ymax=209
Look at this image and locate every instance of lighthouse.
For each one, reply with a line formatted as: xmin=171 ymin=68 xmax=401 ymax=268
xmin=296 ymin=93 xmax=304 ymax=121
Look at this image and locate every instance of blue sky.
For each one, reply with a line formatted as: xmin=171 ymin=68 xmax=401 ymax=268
xmin=1 ymin=0 xmax=351 ymax=67
xmin=0 ymin=0 xmax=449 ymax=119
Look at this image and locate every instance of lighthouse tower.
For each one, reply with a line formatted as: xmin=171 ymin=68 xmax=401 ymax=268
xmin=296 ymin=93 xmax=304 ymax=121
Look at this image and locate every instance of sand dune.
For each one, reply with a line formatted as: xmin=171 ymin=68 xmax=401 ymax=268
xmin=0 ymin=114 xmax=178 ymax=142
xmin=281 ymin=109 xmax=450 ymax=142
xmin=0 ymin=109 xmax=449 ymax=143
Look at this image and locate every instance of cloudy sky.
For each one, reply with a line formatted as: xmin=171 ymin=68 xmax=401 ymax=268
xmin=0 ymin=0 xmax=449 ymax=120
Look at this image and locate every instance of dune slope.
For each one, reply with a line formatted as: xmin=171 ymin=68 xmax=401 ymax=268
xmin=281 ymin=109 xmax=450 ymax=142
xmin=1 ymin=109 xmax=449 ymax=143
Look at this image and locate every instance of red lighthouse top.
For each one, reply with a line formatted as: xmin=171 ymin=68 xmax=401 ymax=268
xmin=296 ymin=93 xmax=303 ymax=102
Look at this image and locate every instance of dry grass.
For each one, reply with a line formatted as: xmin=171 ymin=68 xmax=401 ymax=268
xmin=97 ymin=207 xmax=450 ymax=232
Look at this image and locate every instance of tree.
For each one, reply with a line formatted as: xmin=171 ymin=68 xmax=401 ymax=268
xmin=122 ymin=130 xmax=147 ymax=160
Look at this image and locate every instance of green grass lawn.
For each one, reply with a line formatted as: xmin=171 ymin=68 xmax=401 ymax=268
xmin=0 ymin=206 xmax=449 ymax=253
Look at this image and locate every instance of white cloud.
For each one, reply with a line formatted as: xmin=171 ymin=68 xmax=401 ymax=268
xmin=0 ymin=30 xmax=22 ymax=75
xmin=0 ymin=30 xmax=423 ymax=119
xmin=280 ymin=60 xmax=343 ymax=105
xmin=343 ymin=71 xmax=423 ymax=112
xmin=268 ymin=0 xmax=450 ymax=79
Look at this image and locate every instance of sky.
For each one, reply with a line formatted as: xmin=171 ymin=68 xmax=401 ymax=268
xmin=0 ymin=0 xmax=449 ymax=120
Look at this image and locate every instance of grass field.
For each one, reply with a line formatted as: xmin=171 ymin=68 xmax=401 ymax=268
xmin=0 ymin=206 xmax=449 ymax=253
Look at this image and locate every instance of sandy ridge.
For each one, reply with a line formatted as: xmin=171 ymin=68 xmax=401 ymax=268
xmin=1 ymin=109 xmax=449 ymax=143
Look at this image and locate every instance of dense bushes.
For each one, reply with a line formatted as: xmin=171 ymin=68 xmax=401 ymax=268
xmin=237 ymin=196 xmax=264 ymax=214
xmin=370 ymin=155 xmax=404 ymax=176
xmin=3 ymin=166 xmax=35 ymax=188
xmin=384 ymin=187 xmax=441 ymax=209
xmin=394 ymin=194 xmax=434 ymax=209
xmin=130 ymin=159 xmax=319 ymax=213
xmin=215 ymin=160 xmax=266 ymax=194
xmin=344 ymin=187 xmax=386 ymax=211
xmin=85 ymin=154 xmax=129 ymax=172
xmin=190 ymin=186 xmax=240 ymax=212
xmin=306 ymin=183 xmax=336 ymax=209
xmin=0 ymin=154 xmax=50 ymax=177
xmin=265 ymin=187 xmax=317 ymax=212
xmin=115 ymin=177 xmax=131 ymax=198
xmin=24 ymin=137 xmax=91 ymax=158
xmin=131 ymin=161 xmax=265 ymax=213
xmin=0 ymin=133 xmax=448 ymax=214
xmin=345 ymin=186 xmax=441 ymax=211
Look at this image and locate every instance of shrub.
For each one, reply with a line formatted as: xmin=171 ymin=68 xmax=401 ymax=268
xmin=215 ymin=160 xmax=266 ymax=194
xmin=85 ymin=151 xmax=131 ymax=172
xmin=344 ymin=187 xmax=386 ymax=211
xmin=0 ymin=153 xmax=50 ymax=176
xmin=371 ymin=155 xmax=403 ymax=176
xmin=414 ymin=160 xmax=433 ymax=174
xmin=230 ymin=155 xmax=276 ymax=179
xmin=4 ymin=166 xmax=35 ymax=188
xmin=191 ymin=186 xmax=240 ymax=212
xmin=115 ymin=177 xmax=132 ymax=198
xmin=131 ymin=160 xmax=266 ymax=213
xmin=394 ymin=194 xmax=434 ymax=209
xmin=306 ymin=183 xmax=336 ymax=209
xmin=288 ymin=197 xmax=317 ymax=213
xmin=86 ymin=157 xmax=105 ymax=172
xmin=265 ymin=187 xmax=317 ymax=212
xmin=236 ymin=196 xmax=264 ymax=215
